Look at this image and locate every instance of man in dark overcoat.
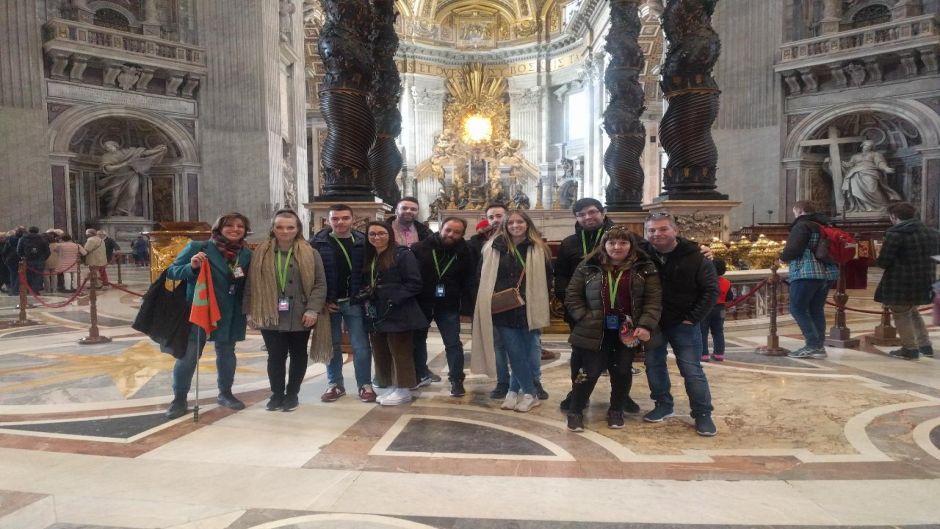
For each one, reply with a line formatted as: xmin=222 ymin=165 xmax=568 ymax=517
xmin=875 ymin=202 xmax=940 ymax=360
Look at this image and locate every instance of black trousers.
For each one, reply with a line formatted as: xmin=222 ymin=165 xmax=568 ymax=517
xmin=569 ymin=331 xmax=636 ymax=414
xmin=261 ymin=329 xmax=311 ymax=397
xmin=568 ymin=320 xmax=583 ymax=382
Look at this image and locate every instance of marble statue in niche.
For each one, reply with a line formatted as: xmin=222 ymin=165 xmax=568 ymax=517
xmin=838 ymin=140 xmax=903 ymax=212
xmin=98 ymin=140 xmax=167 ymax=217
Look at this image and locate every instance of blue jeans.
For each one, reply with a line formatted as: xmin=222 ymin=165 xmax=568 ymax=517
xmin=700 ymin=305 xmax=726 ymax=356
xmin=645 ymin=323 xmax=714 ymax=417
xmin=172 ymin=324 xmax=237 ymax=395
xmin=789 ymin=279 xmax=829 ymax=348
xmin=414 ymin=310 xmax=465 ymax=381
xmin=327 ymin=300 xmax=373 ymax=389
xmin=494 ymin=326 xmax=538 ymax=395
xmin=494 ymin=327 xmax=541 ymax=385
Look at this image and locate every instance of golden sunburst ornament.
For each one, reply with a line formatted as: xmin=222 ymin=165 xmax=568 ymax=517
xmin=444 ymin=63 xmax=509 ymax=145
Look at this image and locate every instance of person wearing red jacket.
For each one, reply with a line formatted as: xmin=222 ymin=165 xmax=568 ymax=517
xmin=701 ymin=258 xmax=733 ymax=362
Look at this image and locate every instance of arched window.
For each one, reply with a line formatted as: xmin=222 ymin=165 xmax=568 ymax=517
xmin=851 ymin=5 xmax=891 ymax=29
xmin=93 ymin=8 xmax=131 ymax=32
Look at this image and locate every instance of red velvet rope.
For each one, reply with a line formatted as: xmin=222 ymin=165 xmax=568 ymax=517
xmin=725 ymin=278 xmax=771 ymax=309
xmin=98 ymin=275 xmax=146 ymax=297
xmin=25 ymin=257 xmax=81 ymax=276
xmin=23 ymin=276 xmax=91 ymax=308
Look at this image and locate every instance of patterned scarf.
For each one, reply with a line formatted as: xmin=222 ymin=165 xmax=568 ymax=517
xmin=211 ymin=232 xmax=245 ymax=262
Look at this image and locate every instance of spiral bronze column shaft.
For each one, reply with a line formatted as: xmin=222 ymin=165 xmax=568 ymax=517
xmin=317 ymin=0 xmax=376 ymax=201
xmin=368 ymin=0 xmax=403 ymax=205
xmin=658 ymin=0 xmax=727 ymax=200
xmin=603 ymin=0 xmax=646 ymax=212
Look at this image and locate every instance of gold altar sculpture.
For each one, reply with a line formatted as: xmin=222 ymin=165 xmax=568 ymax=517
xmin=418 ymin=63 xmax=538 ymax=218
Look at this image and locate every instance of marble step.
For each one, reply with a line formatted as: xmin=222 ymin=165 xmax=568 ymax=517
xmin=0 ymin=490 xmax=56 ymax=529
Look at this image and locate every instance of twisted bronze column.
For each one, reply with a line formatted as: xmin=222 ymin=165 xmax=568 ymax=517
xmin=317 ymin=0 xmax=375 ymax=200
xmin=604 ymin=0 xmax=646 ymax=211
xmin=368 ymin=0 xmax=403 ymax=205
xmin=659 ymin=0 xmax=727 ymax=199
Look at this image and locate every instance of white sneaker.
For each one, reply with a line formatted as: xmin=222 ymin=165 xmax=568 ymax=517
xmin=376 ymin=387 xmax=396 ymax=404
xmin=514 ymin=394 xmax=540 ymax=413
xmin=500 ymin=391 xmax=519 ymax=410
xmin=380 ymin=388 xmax=413 ymax=406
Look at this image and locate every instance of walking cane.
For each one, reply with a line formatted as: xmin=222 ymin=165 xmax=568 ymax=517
xmin=194 ymin=324 xmax=201 ymax=423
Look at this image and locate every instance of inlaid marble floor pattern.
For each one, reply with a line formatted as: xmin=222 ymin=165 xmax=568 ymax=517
xmin=0 ymin=288 xmax=938 ymax=528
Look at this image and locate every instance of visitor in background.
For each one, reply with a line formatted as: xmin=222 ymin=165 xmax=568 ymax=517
xmin=779 ymin=200 xmax=839 ymax=359
xmin=43 ymin=229 xmax=60 ymax=294
xmin=875 ymin=201 xmax=940 ymax=360
xmin=17 ymin=226 xmax=51 ymax=294
xmin=132 ymin=235 xmax=150 ymax=267
xmin=55 ymin=234 xmax=84 ymax=293
xmin=701 ymin=258 xmax=733 ymax=362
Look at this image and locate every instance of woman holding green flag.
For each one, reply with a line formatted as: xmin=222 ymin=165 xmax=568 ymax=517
xmin=246 ymin=209 xmax=328 ymax=412
xmin=164 ymin=212 xmax=252 ymax=420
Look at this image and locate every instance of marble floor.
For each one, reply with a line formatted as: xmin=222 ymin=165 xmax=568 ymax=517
xmin=0 ymin=267 xmax=939 ymax=528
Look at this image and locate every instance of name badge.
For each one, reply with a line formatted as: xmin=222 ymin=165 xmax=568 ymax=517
xmin=435 ymin=283 xmax=446 ymax=298
xmin=605 ymin=313 xmax=620 ymax=330
xmin=232 ymin=266 xmax=245 ymax=279
xmin=365 ymin=302 xmax=377 ymax=319
xmin=277 ymin=296 xmax=290 ymax=312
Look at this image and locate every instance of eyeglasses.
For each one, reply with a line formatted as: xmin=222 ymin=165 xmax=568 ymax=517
xmin=367 ymin=232 xmax=389 ymax=238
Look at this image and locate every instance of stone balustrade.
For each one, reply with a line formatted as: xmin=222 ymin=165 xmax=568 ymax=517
xmin=779 ymin=14 xmax=937 ymax=66
xmin=44 ymin=18 xmax=206 ymax=71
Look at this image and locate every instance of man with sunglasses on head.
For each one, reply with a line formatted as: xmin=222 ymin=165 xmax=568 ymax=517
xmin=641 ymin=212 xmax=719 ymax=437
xmin=310 ymin=204 xmax=376 ymax=403
xmin=555 ymin=198 xmax=643 ymax=413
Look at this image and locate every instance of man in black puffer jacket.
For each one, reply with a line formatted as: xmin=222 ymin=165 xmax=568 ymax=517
xmin=640 ymin=213 xmax=719 ymax=437
xmin=16 ymin=226 xmax=50 ymax=293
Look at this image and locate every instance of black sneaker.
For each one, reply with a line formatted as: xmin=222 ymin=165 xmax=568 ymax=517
xmin=534 ymin=381 xmax=549 ymax=401
xmin=559 ymin=392 xmax=572 ymax=411
xmin=217 ymin=391 xmax=246 ymax=410
xmin=450 ymin=380 xmax=466 ymax=397
xmin=266 ymin=394 xmax=284 ymax=411
xmin=489 ymin=382 xmax=509 ymax=399
xmin=164 ymin=394 xmax=188 ymax=420
xmin=429 ymin=373 xmax=442 ymax=383
xmin=919 ymin=345 xmax=934 ymax=357
xmin=566 ymin=413 xmax=584 ymax=432
xmin=282 ymin=394 xmax=299 ymax=411
xmin=623 ymin=397 xmax=641 ymax=414
xmin=695 ymin=415 xmax=717 ymax=436
xmin=643 ymin=405 xmax=674 ymax=423
xmin=889 ymin=348 xmax=920 ymax=360
xmin=607 ymin=409 xmax=625 ymax=429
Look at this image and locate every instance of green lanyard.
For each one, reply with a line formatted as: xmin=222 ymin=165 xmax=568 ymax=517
xmin=275 ymin=247 xmax=293 ymax=294
xmin=432 ymin=249 xmax=456 ymax=280
xmin=607 ymin=269 xmax=624 ymax=309
xmin=581 ymin=228 xmax=604 ymax=256
xmin=510 ymin=244 xmax=526 ymax=268
xmin=370 ymin=258 xmax=378 ymax=288
xmin=330 ymin=233 xmax=353 ymax=271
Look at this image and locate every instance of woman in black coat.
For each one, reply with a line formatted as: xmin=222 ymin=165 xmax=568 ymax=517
xmin=360 ymin=221 xmax=427 ymax=406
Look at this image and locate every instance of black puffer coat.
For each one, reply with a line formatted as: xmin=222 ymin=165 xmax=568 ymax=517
xmin=565 ymin=255 xmax=663 ymax=351
xmin=364 ymin=246 xmax=428 ymax=333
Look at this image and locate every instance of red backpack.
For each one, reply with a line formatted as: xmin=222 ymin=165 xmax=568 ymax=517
xmin=813 ymin=222 xmax=856 ymax=264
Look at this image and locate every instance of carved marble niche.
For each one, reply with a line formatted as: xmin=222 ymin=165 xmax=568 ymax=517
xmin=796 ymin=111 xmax=924 ymax=217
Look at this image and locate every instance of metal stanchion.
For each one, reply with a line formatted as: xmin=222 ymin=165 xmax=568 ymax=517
xmin=9 ymin=259 xmax=36 ymax=327
xmin=78 ymin=266 xmax=111 ymax=344
xmin=115 ymin=255 xmax=124 ymax=286
xmin=756 ymin=264 xmax=788 ymax=356
xmin=862 ymin=305 xmax=901 ymax=347
xmin=825 ymin=262 xmax=860 ymax=348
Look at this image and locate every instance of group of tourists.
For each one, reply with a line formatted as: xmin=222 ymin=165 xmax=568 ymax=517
xmin=0 ymin=226 xmax=120 ymax=296
xmin=155 ymin=197 xmax=723 ymax=438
